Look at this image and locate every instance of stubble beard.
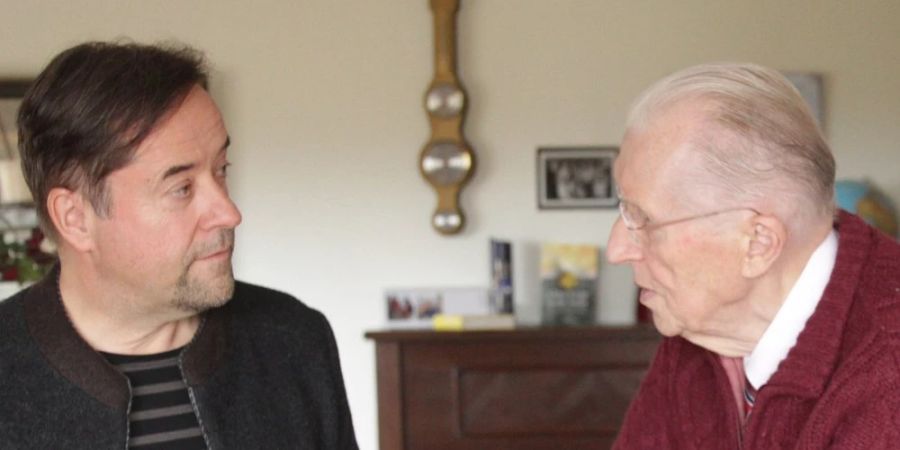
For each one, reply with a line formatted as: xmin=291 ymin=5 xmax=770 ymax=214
xmin=171 ymin=229 xmax=236 ymax=314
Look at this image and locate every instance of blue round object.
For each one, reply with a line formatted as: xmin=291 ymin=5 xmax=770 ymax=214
xmin=835 ymin=180 xmax=898 ymax=237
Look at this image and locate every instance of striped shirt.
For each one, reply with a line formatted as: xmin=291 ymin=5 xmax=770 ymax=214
xmin=103 ymin=348 xmax=207 ymax=449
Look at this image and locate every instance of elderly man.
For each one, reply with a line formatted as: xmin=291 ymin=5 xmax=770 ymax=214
xmin=0 ymin=42 xmax=358 ymax=449
xmin=608 ymin=63 xmax=900 ymax=449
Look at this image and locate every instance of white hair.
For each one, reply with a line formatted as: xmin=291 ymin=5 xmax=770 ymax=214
xmin=626 ymin=63 xmax=835 ymax=226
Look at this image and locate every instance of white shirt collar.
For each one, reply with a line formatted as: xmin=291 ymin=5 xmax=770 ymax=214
xmin=744 ymin=230 xmax=839 ymax=390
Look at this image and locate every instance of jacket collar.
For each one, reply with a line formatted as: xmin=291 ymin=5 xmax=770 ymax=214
xmin=23 ymin=265 xmax=228 ymax=410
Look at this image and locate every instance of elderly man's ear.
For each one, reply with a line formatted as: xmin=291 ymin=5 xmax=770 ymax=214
xmin=742 ymin=216 xmax=786 ymax=278
xmin=47 ymin=187 xmax=96 ymax=253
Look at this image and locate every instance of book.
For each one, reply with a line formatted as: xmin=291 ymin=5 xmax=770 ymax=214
xmin=432 ymin=313 xmax=516 ymax=331
xmin=540 ymin=243 xmax=599 ymax=326
xmin=489 ymin=239 xmax=514 ymax=314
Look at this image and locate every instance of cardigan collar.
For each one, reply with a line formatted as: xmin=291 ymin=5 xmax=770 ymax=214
xmin=762 ymin=210 xmax=874 ymax=397
xmin=744 ymin=230 xmax=838 ymax=390
xmin=22 ymin=264 xmax=228 ymax=410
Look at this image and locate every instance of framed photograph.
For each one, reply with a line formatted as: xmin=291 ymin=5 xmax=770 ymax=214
xmin=0 ymin=80 xmax=34 ymax=206
xmin=384 ymin=287 xmax=492 ymax=329
xmin=537 ymin=146 xmax=618 ymax=209
xmin=0 ymin=80 xmax=30 ymax=147
xmin=783 ymin=72 xmax=825 ymax=130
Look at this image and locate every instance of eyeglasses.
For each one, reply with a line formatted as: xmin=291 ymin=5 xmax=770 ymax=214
xmin=618 ymin=198 xmax=758 ymax=235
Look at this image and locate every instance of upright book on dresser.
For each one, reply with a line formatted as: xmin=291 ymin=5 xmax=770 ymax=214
xmin=540 ymin=242 xmax=599 ymax=326
xmin=489 ymin=238 xmax=514 ymax=314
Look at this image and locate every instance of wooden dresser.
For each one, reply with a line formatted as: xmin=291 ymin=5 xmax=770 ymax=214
xmin=365 ymin=326 xmax=660 ymax=450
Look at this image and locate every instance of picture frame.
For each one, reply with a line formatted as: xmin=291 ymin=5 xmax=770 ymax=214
xmin=0 ymin=80 xmax=30 ymax=99
xmin=384 ymin=287 xmax=491 ymax=329
xmin=536 ymin=146 xmax=618 ymax=209
xmin=0 ymin=80 xmax=34 ymax=206
xmin=783 ymin=72 xmax=825 ymax=130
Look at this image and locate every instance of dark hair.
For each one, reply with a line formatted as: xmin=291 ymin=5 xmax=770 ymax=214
xmin=18 ymin=41 xmax=208 ymax=238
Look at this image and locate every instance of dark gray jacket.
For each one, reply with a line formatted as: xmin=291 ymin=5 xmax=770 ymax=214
xmin=0 ymin=270 xmax=358 ymax=449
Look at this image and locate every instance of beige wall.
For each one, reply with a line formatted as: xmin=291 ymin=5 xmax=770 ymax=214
xmin=2 ymin=1 xmax=898 ymax=447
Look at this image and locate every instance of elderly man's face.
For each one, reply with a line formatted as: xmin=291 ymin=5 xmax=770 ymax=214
xmin=88 ymin=86 xmax=242 ymax=313
xmin=607 ymin=103 xmax=750 ymax=339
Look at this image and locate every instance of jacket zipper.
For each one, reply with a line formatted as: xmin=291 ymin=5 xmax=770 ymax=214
xmin=178 ymin=352 xmax=213 ymax=450
xmin=124 ymin=378 xmax=133 ymax=450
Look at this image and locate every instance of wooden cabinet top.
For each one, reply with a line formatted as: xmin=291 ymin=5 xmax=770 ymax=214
xmin=365 ymin=325 xmax=659 ymax=343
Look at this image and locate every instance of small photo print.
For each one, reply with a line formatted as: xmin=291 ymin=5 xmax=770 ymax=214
xmin=384 ymin=287 xmax=491 ymax=329
xmin=385 ymin=289 xmax=445 ymax=329
xmin=415 ymin=296 xmax=442 ymax=319
xmin=387 ymin=295 xmax=415 ymax=320
xmin=537 ymin=147 xmax=618 ymax=209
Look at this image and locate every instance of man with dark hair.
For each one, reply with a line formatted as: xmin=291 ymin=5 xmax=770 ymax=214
xmin=609 ymin=63 xmax=900 ymax=449
xmin=0 ymin=42 xmax=358 ymax=449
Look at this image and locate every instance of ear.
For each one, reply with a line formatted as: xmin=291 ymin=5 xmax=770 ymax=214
xmin=741 ymin=215 xmax=786 ymax=278
xmin=46 ymin=187 xmax=95 ymax=252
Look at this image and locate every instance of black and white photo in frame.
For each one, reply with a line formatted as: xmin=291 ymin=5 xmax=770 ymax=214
xmin=537 ymin=147 xmax=618 ymax=209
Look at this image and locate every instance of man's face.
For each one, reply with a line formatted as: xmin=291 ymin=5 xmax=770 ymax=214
xmin=607 ymin=103 xmax=749 ymax=339
xmin=89 ymin=86 xmax=242 ymax=314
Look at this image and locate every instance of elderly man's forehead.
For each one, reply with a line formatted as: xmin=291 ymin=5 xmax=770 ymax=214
xmin=616 ymin=112 xmax=712 ymax=203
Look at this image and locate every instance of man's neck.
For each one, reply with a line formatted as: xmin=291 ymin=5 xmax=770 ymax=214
xmin=747 ymin=222 xmax=835 ymax=338
xmin=57 ymin=259 xmax=201 ymax=355
xmin=684 ymin=222 xmax=834 ymax=357
xmin=682 ymin=305 xmax=772 ymax=357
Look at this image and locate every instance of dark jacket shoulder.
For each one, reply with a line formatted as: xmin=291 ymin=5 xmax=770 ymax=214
xmin=0 ymin=291 xmax=34 ymax=354
xmin=220 ymin=281 xmax=340 ymax=365
xmin=228 ymin=280 xmax=330 ymax=334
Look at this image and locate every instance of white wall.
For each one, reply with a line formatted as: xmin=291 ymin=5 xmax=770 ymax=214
xmin=2 ymin=1 xmax=899 ymax=448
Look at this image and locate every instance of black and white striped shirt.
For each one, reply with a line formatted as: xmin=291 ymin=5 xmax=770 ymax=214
xmin=103 ymin=348 xmax=207 ymax=449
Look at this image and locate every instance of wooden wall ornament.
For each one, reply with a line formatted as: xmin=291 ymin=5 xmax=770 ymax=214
xmin=420 ymin=0 xmax=475 ymax=235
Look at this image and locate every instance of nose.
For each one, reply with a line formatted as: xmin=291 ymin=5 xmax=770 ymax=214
xmin=202 ymin=181 xmax=243 ymax=231
xmin=606 ymin=216 xmax=642 ymax=264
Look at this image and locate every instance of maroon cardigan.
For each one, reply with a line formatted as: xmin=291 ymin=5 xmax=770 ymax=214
xmin=614 ymin=211 xmax=900 ymax=449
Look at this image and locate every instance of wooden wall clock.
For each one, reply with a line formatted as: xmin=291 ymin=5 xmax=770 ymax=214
xmin=420 ymin=0 xmax=475 ymax=235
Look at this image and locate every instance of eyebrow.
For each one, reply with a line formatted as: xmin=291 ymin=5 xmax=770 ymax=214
xmin=160 ymin=136 xmax=231 ymax=181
